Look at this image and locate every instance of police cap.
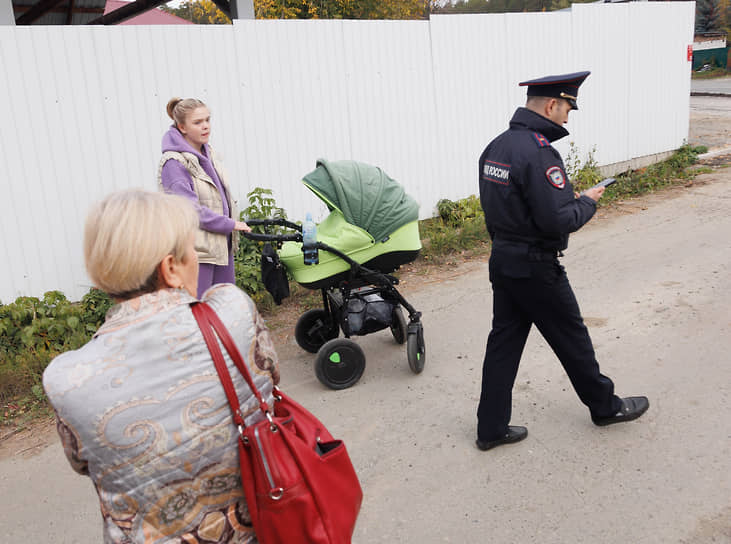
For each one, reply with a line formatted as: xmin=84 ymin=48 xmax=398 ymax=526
xmin=519 ymin=71 xmax=590 ymax=110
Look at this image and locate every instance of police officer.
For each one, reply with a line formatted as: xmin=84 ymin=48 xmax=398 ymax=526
xmin=476 ymin=71 xmax=649 ymax=451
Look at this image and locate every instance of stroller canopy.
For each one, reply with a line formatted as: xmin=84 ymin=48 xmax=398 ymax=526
xmin=303 ymin=159 xmax=419 ymax=242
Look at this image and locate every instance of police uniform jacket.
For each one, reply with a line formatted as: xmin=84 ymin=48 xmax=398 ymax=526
xmin=479 ymin=107 xmax=596 ymax=253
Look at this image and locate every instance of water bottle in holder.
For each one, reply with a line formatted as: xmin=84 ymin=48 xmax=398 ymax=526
xmin=302 ymin=212 xmax=319 ymax=265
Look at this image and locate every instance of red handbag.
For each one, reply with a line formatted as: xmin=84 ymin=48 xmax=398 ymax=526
xmin=191 ymin=302 xmax=363 ymax=544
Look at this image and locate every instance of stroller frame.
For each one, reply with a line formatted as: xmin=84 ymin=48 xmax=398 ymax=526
xmin=245 ymin=218 xmax=426 ymax=389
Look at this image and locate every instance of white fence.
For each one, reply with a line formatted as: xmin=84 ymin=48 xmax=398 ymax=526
xmin=0 ymin=3 xmax=695 ymax=302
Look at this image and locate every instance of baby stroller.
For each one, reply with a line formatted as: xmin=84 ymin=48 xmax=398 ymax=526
xmin=244 ymin=159 xmax=426 ymax=390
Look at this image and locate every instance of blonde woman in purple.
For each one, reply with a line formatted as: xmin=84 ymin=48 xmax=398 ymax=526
xmin=158 ymin=97 xmax=250 ymax=298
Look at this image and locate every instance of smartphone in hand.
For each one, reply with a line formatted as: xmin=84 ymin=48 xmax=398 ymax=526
xmin=581 ymin=177 xmax=616 ymax=196
xmin=592 ymin=177 xmax=617 ymax=189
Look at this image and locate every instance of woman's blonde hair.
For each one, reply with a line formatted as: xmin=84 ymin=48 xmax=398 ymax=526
xmin=84 ymin=190 xmax=198 ymax=298
xmin=166 ymin=97 xmax=208 ymax=128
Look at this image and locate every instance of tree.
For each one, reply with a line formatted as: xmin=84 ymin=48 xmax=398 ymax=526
xmin=723 ymin=0 xmax=731 ymax=40
xmin=430 ymin=0 xmax=589 ymax=14
xmin=161 ymin=0 xmax=231 ymax=23
xmin=696 ymin=0 xmax=722 ymax=33
xmin=253 ymin=0 xmax=430 ymax=19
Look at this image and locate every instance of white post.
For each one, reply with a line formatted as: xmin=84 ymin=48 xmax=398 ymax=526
xmin=230 ymin=0 xmax=254 ymax=19
xmin=1 ymin=0 xmax=15 ymax=25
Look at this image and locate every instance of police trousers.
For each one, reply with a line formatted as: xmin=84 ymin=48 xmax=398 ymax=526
xmin=477 ymin=250 xmax=622 ymax=441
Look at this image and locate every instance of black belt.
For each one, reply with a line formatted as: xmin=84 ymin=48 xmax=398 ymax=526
xmin=493 ymin=237 xmax=563 ymax=259
xmin=527 ymin=249 xmax=563 ymax=261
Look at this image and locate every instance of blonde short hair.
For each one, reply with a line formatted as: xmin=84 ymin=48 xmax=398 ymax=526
xmin=84 ymin=190 xmax=198 ymax=298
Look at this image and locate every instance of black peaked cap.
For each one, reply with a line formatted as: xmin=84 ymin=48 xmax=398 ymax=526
xmin=519 ymin=70 xmax=590 ymax=110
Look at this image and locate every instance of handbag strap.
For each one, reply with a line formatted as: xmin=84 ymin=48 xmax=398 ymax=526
xmin=191 ymin=302 xmax=271 ymax=427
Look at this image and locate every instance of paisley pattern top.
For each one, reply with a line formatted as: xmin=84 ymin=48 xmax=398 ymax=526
xmin=43 ymin=284 xmax=280 ymax=543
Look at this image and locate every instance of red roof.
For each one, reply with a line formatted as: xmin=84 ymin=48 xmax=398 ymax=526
xmin=103 ymin=0 xmax=194 ymax=24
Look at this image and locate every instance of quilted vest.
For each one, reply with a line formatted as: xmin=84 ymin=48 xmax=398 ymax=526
xmin=158 ymin=149 xmax=239 ymax=265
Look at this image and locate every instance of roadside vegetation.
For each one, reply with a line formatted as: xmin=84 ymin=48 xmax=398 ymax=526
xmin=691 ymin=66 xmax=729 ymax=79
xmin=0 ymin=144 xmax=713 ymax=428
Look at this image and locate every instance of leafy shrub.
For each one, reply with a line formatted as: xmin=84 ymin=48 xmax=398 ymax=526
xmin=603 ymin=145 xmax=705 ymax=204
xmin=80 ymin=288 xmax=115 ymax=331
xmin=235 ymin=188 xmax=288 ymax=309
xmin=563 ymin=143 xmax=705 ymax=205
xmin=565 ymin=143 xmax=602 ymax=192
xmin=436 ymin=194 xmax=482 ymax=227
xmin=0 ymin=288 xmax=113 ymax=408
xmin=421 ymin=195 xmax=488 ymax=260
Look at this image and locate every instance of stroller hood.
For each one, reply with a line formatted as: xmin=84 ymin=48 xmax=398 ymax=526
xmin=303 ymin=159 xmax=419 ymax=242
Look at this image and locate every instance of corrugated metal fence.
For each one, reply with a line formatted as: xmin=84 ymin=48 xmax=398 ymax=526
xmin=0 ymin=3 xmax=695 ymax=302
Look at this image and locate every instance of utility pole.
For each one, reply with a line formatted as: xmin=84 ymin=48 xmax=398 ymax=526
xmin=1 ymin=0 xmax=15 ymax=24
xmin=230 ymin=0 xmax=254 ymax=19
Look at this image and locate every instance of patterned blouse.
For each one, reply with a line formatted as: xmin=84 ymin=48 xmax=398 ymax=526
xmin=43 ymin=284 xmax=280 ymax=543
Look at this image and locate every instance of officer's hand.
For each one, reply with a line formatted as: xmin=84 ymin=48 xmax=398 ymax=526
xmin=583 ymin=186 xmax=605 ymax=202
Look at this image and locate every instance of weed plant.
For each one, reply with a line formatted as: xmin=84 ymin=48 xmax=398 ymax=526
xmin=691 ymin=67 xmax=729 ymax=79
xmin=235 ymin=187 xmax=288 ymax=313
xmin=568 ymin=144 xmax=707 ymax=206
xmin=419 ymin=194 xmax=490 ymax=262
xmin=0 ymin=289 xmax=113 ymax=424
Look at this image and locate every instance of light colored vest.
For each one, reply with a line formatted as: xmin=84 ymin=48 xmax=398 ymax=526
xmin=158 ymin=149 xmax=239 ymax=265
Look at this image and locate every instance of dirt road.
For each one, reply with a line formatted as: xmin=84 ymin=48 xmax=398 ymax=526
xmin=1 ymin=100 xmax=730 ymax=542
xmin=689 ymin=94 xmax=731 ymax=153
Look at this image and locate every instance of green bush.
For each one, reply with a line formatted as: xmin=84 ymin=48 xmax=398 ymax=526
xmin=565 ymin=143 xmax=602 ymax=192
xmin=0 ymin=288 xmax=113 ymax=408
xmin=564 ymin=143 xmax=705 ymax=204
xmin=235 ymin=188 xmax=288 ymax=309
xmin=422 ymin=195 xmax=489 ymax=260
xmin=603 ymin=145 xmax=705 ymax=204
xmin=436 ymin=194 xmax=482 ymax=227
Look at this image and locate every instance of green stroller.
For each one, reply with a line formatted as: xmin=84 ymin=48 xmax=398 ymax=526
xmin=244 ymin=159 xmax=426 ymax=390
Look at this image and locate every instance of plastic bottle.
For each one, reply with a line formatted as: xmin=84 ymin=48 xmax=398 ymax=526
xmin=302 ymin=212 xmax=319 ymax=265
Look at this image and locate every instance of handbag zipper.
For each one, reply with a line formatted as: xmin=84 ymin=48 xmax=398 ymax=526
xmin=254 ymin=426 xmax=284 ymax=500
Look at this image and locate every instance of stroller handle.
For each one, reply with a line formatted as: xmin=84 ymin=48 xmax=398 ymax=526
xmin=243 ymin=232 xmax=301 ymax=242
xmin=245 ymin=218 xmax=302 ymax=231
xmin=242 ymin=218 xmax=303 ymax=242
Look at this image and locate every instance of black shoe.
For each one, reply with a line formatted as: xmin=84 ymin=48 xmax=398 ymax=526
xmin=476 ymin=426 xmax=528 ymax=451
xmin=592 ymin=396 xmax=649 ymax=427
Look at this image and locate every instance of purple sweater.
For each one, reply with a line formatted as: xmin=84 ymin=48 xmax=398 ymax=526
xmin=160 ymin=126 xmax=235 ymax=234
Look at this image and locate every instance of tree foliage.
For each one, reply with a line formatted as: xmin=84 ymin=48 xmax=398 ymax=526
xmin=163 ymin=0 xmax=430 ymax=22
xmin=431 ymin=0 xmax=588 ymax=14
xmin=162 ymin=0 xmax=232 ymax=23
xmin=695 ymin=0 xmax=723 ymax=32
xmin=253 ymin=0 xmax=430 ymax=19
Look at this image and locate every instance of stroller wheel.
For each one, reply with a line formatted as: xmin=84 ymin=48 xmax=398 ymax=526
xmin=315 ymin=339 xmax=366 ymax=390
xmin=295 ymin=309 xmax=339 ymax=354
xmin=407 ymin=322 xmax=426 ymax=374
xmin=390 ymin=306 xmax=407 ymax=345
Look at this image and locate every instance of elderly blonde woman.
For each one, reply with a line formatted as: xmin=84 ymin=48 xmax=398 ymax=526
xmin=43 ymin=190 xmax=279 ymax=544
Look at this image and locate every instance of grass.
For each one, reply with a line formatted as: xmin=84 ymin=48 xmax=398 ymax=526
xmin=0 ymin=144 xmax=716 ymax=430
xmin=691 ymin=67 xmax=730 ymax=80
xmin=570 ymin=144 xmax=709 ymax=204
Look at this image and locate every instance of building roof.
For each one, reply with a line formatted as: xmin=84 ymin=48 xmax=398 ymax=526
xmin=12 ymin=0 xmax=233 ymax=25
xmin=103 ymin=0 xmax=192 ymax=24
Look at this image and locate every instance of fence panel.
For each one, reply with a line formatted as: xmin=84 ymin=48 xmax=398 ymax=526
xmin=0 ymin=4 xmax=695 ymax=301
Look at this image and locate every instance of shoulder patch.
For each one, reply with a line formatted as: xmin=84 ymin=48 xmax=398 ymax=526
xmin=482 ymin=159 xmax=511 ymax=186
xmin=532 ymin=132 xmax=550 ymax=148
xmin=545 ymin=166 xmax=566 ymax=189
